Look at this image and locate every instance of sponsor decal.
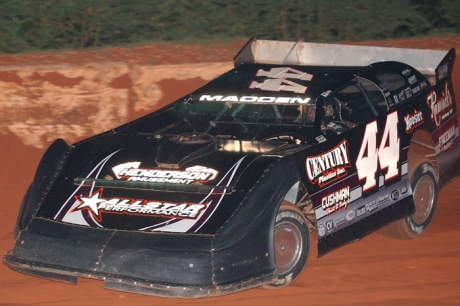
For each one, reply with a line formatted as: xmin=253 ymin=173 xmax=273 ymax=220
xmin=73 ymin=188 xmax=207 ymax=222
xmin=112 ymin=162 xmax=218 ymax=184
xmin=408 ymin=75 xmax=417 ymax=85
xmin=427 ymin=81 xmax=453 ymax=127
xmin=404 ymin=87 xmax=412 ymax=99
xmin=412 ymin=85 xmax=420 ymax=95
xmin=439 ymin=125 xmax=456 ymax=152
xmin=437 ymin=63 xmax=449 ymax=80
xmin=420 ymin=81 xmax=428 ymax=89
xmin=391 ymin=190 xmax=400 ymax=201
xmin=397 ymin=90 xmax=406 ymax=102
xmin=326 ymin=220 xmax=334 ymax=232
xmin=401 ymin=185 xmax=408 ymax=195
xmin=199 ymin=95 xmax=310 ymax=104
xmin=334 ymin=215 xmax=346 ymax=227
xmin=402 ymin=68 xmax=411 ymax=76
xmin=249 ymin=67 xmax=313 ymax=93
xmin=365 ymin=199 xmax=378 ymax=212
xmin=306 ymin=140 xmax=351 ymax=187
xmin=393 ymin=94 xmax=399 ymax=104
xmin=345 ymin=209 xmax=356 ymax=221
xmin=404 ymin=109 xmax=424 ymax=133
xmin=377 ymin=194 xmax=390 ymax=206
xmin=321 ymin=186 xmax=350 ymax=215
xmin=315 ymin=135 xmax=327 ymax=143
xmin=318 ymin=224 xmax=326 ymax=237
xmin=321 ymin=90 xmax=332 ymax=97
xmin=356 ymin=205 xmax=367 ymax=218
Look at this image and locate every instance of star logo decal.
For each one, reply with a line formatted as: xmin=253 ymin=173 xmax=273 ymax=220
xmin=73 ymin=189 xmax=106 ymax=221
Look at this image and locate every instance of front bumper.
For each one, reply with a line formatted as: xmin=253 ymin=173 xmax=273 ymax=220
xmin=3 ymin=217 xmax=275 ymax=298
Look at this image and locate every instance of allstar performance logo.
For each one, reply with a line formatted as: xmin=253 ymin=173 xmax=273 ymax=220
xmin=73 ymin=188 xmax=207 ymax=222
xmin=112 ymin=162 xmax=218 ymax=184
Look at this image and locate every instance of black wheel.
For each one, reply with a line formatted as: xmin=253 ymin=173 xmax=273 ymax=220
xmin=266 ymin=202 xmax=310 ymax=288
xmin=379 ymin=154 xmax=438 ymax=239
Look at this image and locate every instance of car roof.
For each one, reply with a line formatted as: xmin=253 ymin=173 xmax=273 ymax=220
xmin=192 ymin=63 xmax=368 ymax=101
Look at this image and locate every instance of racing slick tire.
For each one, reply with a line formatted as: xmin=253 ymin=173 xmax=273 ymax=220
xmin=379 ymin=154 xmax=438 ymax=239
xmin=265 ymin=202 xmax=310 ymax=288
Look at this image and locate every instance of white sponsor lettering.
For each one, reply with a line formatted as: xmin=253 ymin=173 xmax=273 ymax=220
xmin=199 ymin=95 xmax=310 ymax=104
xmin=321 ymin=186 xmax=350 ymax=215
xmin=439 ymin=125 xmax=456 ymax=152
xmin=306 ymin=140 xmax=350 ymax=187
xmin=427 ymin=82 xmax=453 ymax=126
xmin=112 ymin=163 xmax=218 ymax=184
xmin=74 ymin=189 xmax=207 ymax=222
xmin=404 ymin=109 xmax=424 ymax=133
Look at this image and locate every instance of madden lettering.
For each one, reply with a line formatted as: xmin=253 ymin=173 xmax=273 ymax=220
xmin=199 ymin=95 xmax=310 ymax=104
xmin=305 ymin=140 xmax=350 ymax=187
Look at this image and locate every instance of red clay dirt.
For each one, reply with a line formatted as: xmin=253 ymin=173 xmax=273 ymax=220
xmin=1 ymin=36 xmax=460 ymax=305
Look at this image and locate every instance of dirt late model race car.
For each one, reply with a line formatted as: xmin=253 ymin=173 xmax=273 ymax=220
xmin=4 ymin=38 xmax=460 ymax=298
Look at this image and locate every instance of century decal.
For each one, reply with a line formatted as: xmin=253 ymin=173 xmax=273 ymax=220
xmin=306 ymin=140 xmax=351 ymax=187
xmin=427 ymin=81 xmax=453 ymax=127
xmin=321 ymin=186 xmax=350 ymax=215
xmin=73 ymin=188 xmax=207 ymax=222
xmin=112 ymin=162 xmax=218 ymax=184
xmin=404 ymin=109 xmax=424 ymax=133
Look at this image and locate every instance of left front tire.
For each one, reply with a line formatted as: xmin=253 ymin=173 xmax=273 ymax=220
xmin=267 ymin=202 xmax=310 ymax=288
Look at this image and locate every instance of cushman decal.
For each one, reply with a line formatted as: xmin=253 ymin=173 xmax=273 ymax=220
xmin=321 ymin=186 xmax=350 ymax=215
xmin=305 ymin=140 xmax=351 ymax=187
xmin=73 ymin=188 xmax=207 ymax=222
xmin=427 ymin=81 xmax=453 ymax=127
xmin=112 ymin=163 xmax=218 ymax=184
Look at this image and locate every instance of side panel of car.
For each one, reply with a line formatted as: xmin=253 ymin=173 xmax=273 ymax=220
xmin=292 ymin=108 xmax=414 ymax=255
xmin=291 ymin=72 xmax=460 ymax=256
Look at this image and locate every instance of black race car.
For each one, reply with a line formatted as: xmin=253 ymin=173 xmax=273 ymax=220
xmin=4 ymin=38 xmax=460 ymax=298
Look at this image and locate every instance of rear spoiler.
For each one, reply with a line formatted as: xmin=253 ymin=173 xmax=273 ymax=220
xmin=234 ymin=37 xmax=455 ymax=79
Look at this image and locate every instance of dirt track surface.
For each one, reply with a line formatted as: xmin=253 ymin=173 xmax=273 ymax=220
xmin=2 ymin=37 xmax=460 ymax=305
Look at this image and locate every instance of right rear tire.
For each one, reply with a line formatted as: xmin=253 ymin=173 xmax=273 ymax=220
xmin=379 ymin=154 xmax=438 ymax=239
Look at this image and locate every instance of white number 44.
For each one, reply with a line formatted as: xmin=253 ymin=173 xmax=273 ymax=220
xmin=356 ymin=112 xmax=400 ymax=191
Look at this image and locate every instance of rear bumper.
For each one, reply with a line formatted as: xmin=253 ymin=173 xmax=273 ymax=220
xmin=3 ymin=217 xmax=275 ymax=298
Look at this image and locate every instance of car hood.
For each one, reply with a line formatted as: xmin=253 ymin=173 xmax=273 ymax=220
xmin=35 ymin=133 xmax=290 ymax=234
